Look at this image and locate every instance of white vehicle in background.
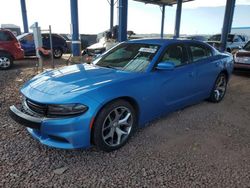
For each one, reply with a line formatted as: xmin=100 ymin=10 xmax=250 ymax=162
xmin=231 ymin=27 xmax=250 ymax=39
xmin=207 ymin=34 xmax=248 ymax=53
xmin=82 ymin=26 xmax=120 ymax=62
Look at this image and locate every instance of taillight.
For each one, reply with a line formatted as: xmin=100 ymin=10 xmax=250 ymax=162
xmin=15 ymin=42 xmax=22 ymax=49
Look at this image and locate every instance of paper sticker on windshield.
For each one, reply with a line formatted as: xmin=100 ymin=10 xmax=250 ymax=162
xmin=139 ymin=48 xmax=157 ymax=53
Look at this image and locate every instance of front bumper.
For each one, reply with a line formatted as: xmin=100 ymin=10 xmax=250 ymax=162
xmin=9 ymin=105 xmax=92 ymax=149
xmin=14 ymin=49 xmax=24 ymax=60
xmin=9 ymin=105 xmax=41 ymax=129
xmin=234 ymin=62 xmax=250 ymax=70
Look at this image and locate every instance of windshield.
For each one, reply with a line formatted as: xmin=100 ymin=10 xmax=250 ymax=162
xmin=208 ymin=34 xmax=234 ymax=42
xmin=243 ymin=41 xmax=250 ymax=51
xmin=93 ymin=43 xmax=159 ymax=72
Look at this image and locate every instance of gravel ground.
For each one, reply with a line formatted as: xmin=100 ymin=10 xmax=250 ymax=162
xmin=1 ymin=58 xmax=250 ymax=187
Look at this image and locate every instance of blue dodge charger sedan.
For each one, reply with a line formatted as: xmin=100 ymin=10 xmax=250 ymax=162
xmin=9 ymin=39 xmax=233 ymax=151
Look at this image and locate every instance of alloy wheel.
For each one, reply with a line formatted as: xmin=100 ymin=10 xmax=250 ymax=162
xmin=53 ymin=49 xmax=62 ymax=58
xmin=102 ymin=106 xmax=133 ymax=147
xmin=0 ymin=57 xmax=11 ymax=69
xmin=214 ymin=74 xmax=227 ymax=101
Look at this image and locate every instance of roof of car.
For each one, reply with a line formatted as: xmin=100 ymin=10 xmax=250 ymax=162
xmin=127 ymin=38 xmax=206 ymax=46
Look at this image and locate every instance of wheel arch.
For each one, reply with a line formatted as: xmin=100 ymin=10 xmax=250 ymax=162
xmin=0 ymin=50 xmax=14 ymax=59
xmin=220 ymin=69 xmax=229 ymax=81
xmin=53 ymin=46 xmax=63 ymax=51
xmin=90 ymin=96 xmax=140 ymax=144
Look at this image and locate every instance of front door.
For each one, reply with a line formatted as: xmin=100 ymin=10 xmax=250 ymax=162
xmin=150 ymin=44 xmax=197 ymax=115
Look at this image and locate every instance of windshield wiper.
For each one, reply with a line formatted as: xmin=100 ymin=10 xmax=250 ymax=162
xmin=100 ymin=65 xmax=118 ymax=69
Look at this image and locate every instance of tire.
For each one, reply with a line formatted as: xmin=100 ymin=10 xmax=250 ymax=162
xmin=53 ymin=48 xmax=63 ymax=59
xmin=0 ymin=54 xmax=13 ymax=70
xmin=93 ymin=100 xmax=137 ymax=152
xmin=208 ymin=72 xmax=228 ymax=103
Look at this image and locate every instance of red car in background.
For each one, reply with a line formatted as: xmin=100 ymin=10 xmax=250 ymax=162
xmin=234 ymin=41 xmax=250 ymax=71
xmin=0 ymin=29 xmax=24 ymax=69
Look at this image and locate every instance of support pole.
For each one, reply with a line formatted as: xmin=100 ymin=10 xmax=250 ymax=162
xmin=118 ymin=0 xmax=128 ymax=42
xmin=49 ymin=25 xmax=54 ymax=69
xmin=70 ymin=0 xmax=81 ymax=56
xmin=221 ymin=0 xmax=236 ymax=52
xmin=161 ymin=5 xmax=166 ymax=39
xmin=174 ymin=0 xmax=182 ymax=38
xmin=110 ymin=0 xmax=114 ymax=32
xmin=20 ymin=0 xmax=29 ymax=33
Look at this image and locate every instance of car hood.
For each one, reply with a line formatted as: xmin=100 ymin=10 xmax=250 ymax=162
xmin=23 ymin=64 xmax=133 ymax=96
xmin=87 ymin=42 xmax=105 ymax=50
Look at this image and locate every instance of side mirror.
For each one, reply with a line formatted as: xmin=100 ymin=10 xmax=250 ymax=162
xmin=156 ymin=61 xmax=175 ymax=71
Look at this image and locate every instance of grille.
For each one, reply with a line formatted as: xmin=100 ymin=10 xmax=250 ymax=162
xmin=25 ymin=99 xmax=47 ymax=116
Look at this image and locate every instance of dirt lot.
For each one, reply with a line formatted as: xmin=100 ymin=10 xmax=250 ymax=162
xmin=1 ymin=58 xmax=250 ymax=187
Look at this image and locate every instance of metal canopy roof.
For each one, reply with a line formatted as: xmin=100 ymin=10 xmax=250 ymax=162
xmin=134 ymin=0 xmax=193 ymax=6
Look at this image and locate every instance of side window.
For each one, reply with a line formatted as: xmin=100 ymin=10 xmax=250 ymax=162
xmin=42 ymin=34 xmax=49 ymax=40
xmin=160 ymin=45 xmax=188 ymax=67
xmin=0 ymin=31 xmax=13 ymax=41
xmin=22 ymin=34 xmax=33 ymax=42
xmin=190 ymin=45 xmax=212 ymax=62
xmin=244 ymin=42 xmax=250 ymax=51
xmin=53 ymin=34 xmax=64 ymax=43
xmin=233 ymin=36 xmax=242 ymax=42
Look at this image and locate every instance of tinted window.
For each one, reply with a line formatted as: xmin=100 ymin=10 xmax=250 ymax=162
xmin=190 ymin=45 xmax=212 ymax=62
xmin=208 ymin=34 xmax=234 ymax=42
xmin=0 ymin=31 xmax=13 ymax=41
xmin=239 ymin=35 xmax=246 ymax=42
xmin=21 ymin=34 xmax=34 ymax=42
xmin=42 ymin=34 xmax=49 ymax=40
xmin=160 ymin=44 xmax=188 ymax=67
xmin=243 ymin=41 xmax=250 ymax=51
xmin=52 ymin=34 xmax=65 ymax=43
xmin=233 ymin=36 xmax=243 ymax=42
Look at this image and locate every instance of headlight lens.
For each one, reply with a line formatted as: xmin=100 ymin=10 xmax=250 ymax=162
xmin=47 ymin=104 xmax=88 ymax=116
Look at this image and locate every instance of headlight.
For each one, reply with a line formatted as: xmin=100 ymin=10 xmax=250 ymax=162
xmin=47 ymin=104 xmax=88 ymax=116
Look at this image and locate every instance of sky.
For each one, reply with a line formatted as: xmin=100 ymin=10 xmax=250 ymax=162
xmin=1 ymin=0 xmax=250 ymax=35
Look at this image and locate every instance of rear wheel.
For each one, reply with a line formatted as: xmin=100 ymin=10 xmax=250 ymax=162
xmin=208 ymin=72 xmax=228 ymax=103
xmin=53 ymin=48 xmax=63 ymax=59
xmin=93 ymin=100 xmax=137 ymax=152
xmin=0 ymin=54 xmax=13 ymax=70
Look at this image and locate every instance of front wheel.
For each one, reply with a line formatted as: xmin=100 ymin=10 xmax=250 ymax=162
xmin=93 ymin=100 xmax=137 ymax=152
xmin=0 ymin=54 xmax=13 ymax=70
xmin=208 ymin=72 xmax=228 ymax=103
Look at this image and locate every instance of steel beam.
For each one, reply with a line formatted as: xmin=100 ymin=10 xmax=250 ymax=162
xmin=221 ymin=0 xmax=236 ymax=52
xmin=161 ymin=5 xmax=166 ymax=38
xmin=70 ymin=0 xmax=81 ymax=56
xmin=118 ymin=0 xmax=128 ymax=42
xmin=174 ymin=0 xmax=182 ymax=38
xmin=110 ymin=0 xmax=114 ymax=31
xmin=20 ymin=0 xmax=29 ymax=33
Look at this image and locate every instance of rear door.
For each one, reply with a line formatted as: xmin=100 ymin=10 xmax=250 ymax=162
xmin=187 ymin=43 xmax=220 ymax=97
